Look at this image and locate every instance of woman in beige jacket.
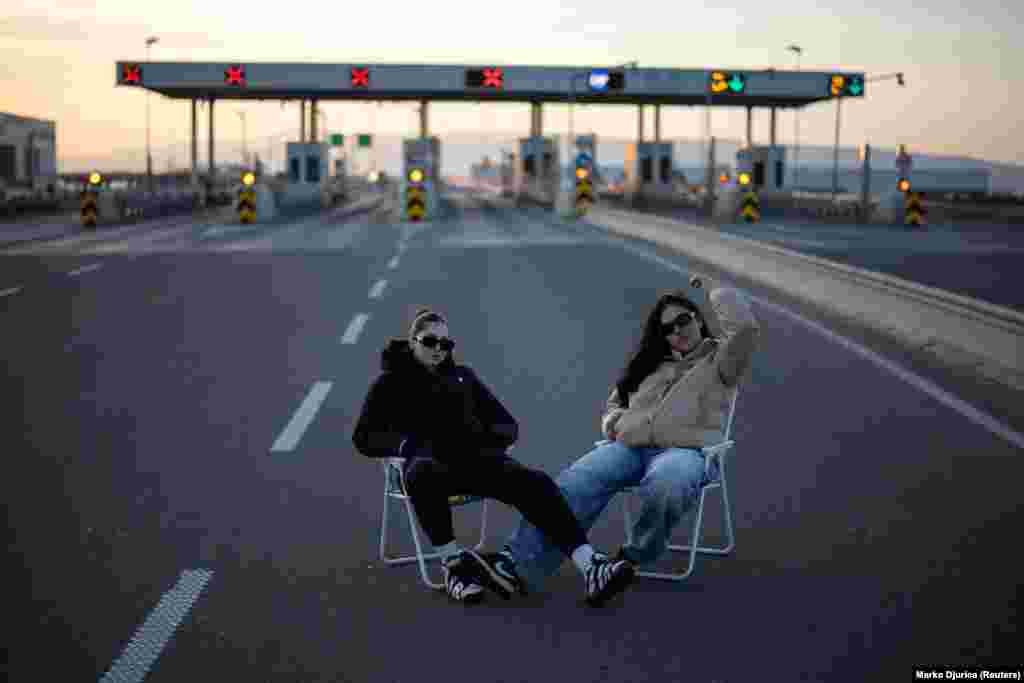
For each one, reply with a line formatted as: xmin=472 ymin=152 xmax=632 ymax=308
xmin=475 ymin=275 xmax=760 ymax=592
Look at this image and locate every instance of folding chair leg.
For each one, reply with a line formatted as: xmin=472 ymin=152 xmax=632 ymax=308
xmin=669 ymin=471 xmax=736 ymax=556
xmin=379 ymin=494 xmax=490 ymax=592
xmin=621 ymin=474 xmax=736 ymax=582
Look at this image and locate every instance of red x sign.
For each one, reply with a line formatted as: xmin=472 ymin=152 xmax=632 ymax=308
xmin=351 ymin=67 xmax=369 ymax=87
xmin=483 ymin=67 xmax=503 ymax=88
xmin=123 ymin=64 xmax=141 ymax=84
xmin=224 ymin=65 xmax=246 ymax=86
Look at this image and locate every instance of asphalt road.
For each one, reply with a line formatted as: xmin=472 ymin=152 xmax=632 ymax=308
xmin=3 ymin=190 xmax=1021 ymax=682
xmin=615 ymin=202 xmax=1024 ymax=314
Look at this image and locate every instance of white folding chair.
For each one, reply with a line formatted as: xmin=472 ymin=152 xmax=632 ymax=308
xmin=378 ymin=447 xmax=513 ymax=591
xmin=598 ymin=388 xmax=739 ymax=582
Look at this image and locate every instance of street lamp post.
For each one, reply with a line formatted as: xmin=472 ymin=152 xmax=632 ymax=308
xmin=786 ymin=44 xmax=802 ymax=195
xmin=145 ymin=36 xmax=159 ymax=193
xmin=236 ymin=110 xmax=247 ymax=167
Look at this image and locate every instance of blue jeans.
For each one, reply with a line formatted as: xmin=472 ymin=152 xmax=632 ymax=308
xmin=504 ymin=441 xmax=719 ymax=590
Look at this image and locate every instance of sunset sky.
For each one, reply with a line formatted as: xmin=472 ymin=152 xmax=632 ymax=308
xmin=2 ymin=0 xmax=1021 ymax=172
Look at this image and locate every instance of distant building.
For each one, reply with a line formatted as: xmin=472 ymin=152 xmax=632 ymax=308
xmin=0 ymin=111 xmax=57 ymax=195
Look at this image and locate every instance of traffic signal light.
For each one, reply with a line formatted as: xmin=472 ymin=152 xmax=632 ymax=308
xmin=718 ymin=173 xmax=730 ymax=185
xmin=709 ymin=71 xmax=746 ymax=94
xmin=738 ymin=172 xmax=751 ymax=186
xmin=897 ymin=177 xmax=911 ymax=193
xmin=89 ymin=172 xmax=103 ymax=186
xmin=574 ymin=160 xmax=593 ymax=216
xmin=740 ymin=189 xmax=760 ymax=223
xmin=905 ymin=192 xmax=925 ymax=227
xmin=406 ymin=167 xmax=426 ymax=221
xmin=237 ymin=173 xmax=256 ymax=223
xmin=829 ymin=74 xmax=865 ymax=97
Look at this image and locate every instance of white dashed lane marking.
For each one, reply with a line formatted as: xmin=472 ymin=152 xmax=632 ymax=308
xmin=387 ymin=255 xmax=399 ymax=269
xmin=1 ymin=286 xmax=22 ymax=297
xmin=341 ymin=313 xmax=370 ymax=344
xmin=68 ymin=262 xmax=103 ymax=277
xmin=99 ymin=569 xmax=213 ymax=683
xmin=270 ymin=381 xmax=334 ymax=453
xmin=369 ymin=280 xmax=388 ymax=299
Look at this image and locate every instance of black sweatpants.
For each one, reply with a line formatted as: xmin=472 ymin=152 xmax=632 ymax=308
xmin=402 ymin=452 xmax=589 ymax=558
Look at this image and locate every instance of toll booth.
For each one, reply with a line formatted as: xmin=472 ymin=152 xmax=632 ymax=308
xmin=402 ymin=137 xmax=441 ymax=221
xmin=285 ymin=142 xmax=329 ymax=208
xmin=736 ymin=146 xmax=787 ymax=192
xmin=516 ymin=137 xmax=559 ymax=207
xmin=625 ymin=142 xmax=674 ymax=205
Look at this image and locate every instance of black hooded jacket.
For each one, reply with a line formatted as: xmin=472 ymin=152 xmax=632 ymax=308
xmin=352 ymin=339 xmax=519 ymax=460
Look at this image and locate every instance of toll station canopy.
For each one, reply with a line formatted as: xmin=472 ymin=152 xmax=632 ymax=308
xmin=115 ymin=62 xmax=865 ymax=108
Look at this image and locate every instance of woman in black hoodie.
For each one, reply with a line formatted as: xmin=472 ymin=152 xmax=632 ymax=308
xmin=353 ymin=308 xmax=633 ymax=605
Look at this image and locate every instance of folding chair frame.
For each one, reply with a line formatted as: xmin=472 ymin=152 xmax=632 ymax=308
xmin=604 ymin=388 xmax=740 ymax=582
xmin=378 ymin=447 xmax=513 ymax=591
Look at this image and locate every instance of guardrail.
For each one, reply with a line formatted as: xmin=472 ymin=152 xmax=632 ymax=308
xmin=586 ymin=205 xmax=1024 ymax=391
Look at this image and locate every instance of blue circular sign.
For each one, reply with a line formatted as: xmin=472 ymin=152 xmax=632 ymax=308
xmin=588 ymin=69 xmax=610 ymax=92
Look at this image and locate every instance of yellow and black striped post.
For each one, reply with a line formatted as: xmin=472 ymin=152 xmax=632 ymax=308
xmin=406 ymin=167 xmax=426 ymax=222
xmin=740 ymin=189 xmax=760 ymax=223
xmin=80 ymin=171 xmax=103 ymax=228
xmin=237 ymin=171 xmax=257 ymax=223
xmin=905 ymin=191 xmax=925 ymax=227
xmin=574 ymin=165 xmax=593 ymax=216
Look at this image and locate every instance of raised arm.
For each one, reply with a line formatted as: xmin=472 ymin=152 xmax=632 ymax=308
xmin=706 ymin=286 xmax=761 ymax=387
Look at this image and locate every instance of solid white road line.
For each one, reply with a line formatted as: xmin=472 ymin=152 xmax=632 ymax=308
xmin=387 ymin=255 xmax=400 ymax=270
xmin=617 ymin=240 xmax=1024 ymax=451
xmin=68 ymin=262 xmax=103 ymax=277
xmin=99 ymin=569 xmax=213 ymax=683
xmin=1 ymin=286 xmax=21 ymax=297
xmin=270 ymin=381 xmax=333 ymax=453
xmin=341 ymin=313 xmax=370 ymax=344
xmin=368 ymin=279 xmax=388 ymax=299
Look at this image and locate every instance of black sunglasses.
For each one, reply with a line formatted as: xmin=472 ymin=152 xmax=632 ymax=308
xmin=416 ymin=335 xmax=455 ymax=352
xmin=660 ymin=311 xmax=698 ymax=336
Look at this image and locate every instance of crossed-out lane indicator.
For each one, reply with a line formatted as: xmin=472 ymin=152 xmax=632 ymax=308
xmin=123 ymin=64 xmax=141 ymax=84
xmin=351 ymin=67 xmax=369 ymax=87
xmin=225 ymin=65 xmax=246 ymax=86
xmin=482 ymin=67 xmax=503 ymax=88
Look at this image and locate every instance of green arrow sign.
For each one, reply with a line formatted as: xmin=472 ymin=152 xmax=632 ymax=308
xmin=329 ymin=133 xmax=344 ymax=146
xmin=728 ymin=74 xmax=745 ymax=93
xmin=848 ymin=80 xmax=863 ymax=96
xmin=358 ymin=134 xmax=373 ymax=148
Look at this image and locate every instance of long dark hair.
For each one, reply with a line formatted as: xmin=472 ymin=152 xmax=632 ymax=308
xmin=614 ymin=290 xmax=711 ymax=407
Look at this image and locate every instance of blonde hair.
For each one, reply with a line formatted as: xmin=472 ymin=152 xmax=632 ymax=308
xmin=409 ymin=307 xmax=448 ymax=338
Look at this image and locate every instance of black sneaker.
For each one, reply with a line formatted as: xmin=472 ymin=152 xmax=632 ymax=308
xmin=470 ymin=550 xmax=527 ymax=599
xmin=442 ymin=552 xmax=485 ymax=603
xmin=584 ymin=552 xmax=635 ymax=607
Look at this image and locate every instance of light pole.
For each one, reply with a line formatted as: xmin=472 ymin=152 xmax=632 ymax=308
xmin=786 ymin=44 xmax=802 ymax=194
xmin=145 ymin=36 xmax=159 ymax=192
xmin=236 ymin=110 xmax=247 ymax=167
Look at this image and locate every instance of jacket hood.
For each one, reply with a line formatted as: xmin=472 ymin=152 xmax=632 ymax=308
xmin=381 ymin=338 xmax=456 ymax=373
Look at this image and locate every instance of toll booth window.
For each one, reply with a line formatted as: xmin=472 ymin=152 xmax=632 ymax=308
xmin=524 ymin=155 xmax=536 ymax=176
xmin=775 ymin=161 xmax=784 ymax=188
xmin=542 ymin=152 xmax=553 ymax=172
xmin=641 ymin=157 xmax=653 ymax=183
xmin=660 ymin=157 xmax=671 ymax=183
xmin=753 ymin=162 xmax=765 ymax=188
xmin=290 ymin=158 xmax=300 ymax=182
xmin=306 ymin=156 xmax=320 ymax=183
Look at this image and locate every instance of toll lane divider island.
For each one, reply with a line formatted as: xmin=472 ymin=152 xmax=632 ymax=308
xmin=585 ymin=206 xmax=1024 ymax=392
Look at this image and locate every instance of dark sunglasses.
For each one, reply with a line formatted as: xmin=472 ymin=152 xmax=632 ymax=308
xmin=416 ymin=335 xmax=455 ymax=352
xmin=660 ymin=311 xmax=698 ymax=336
